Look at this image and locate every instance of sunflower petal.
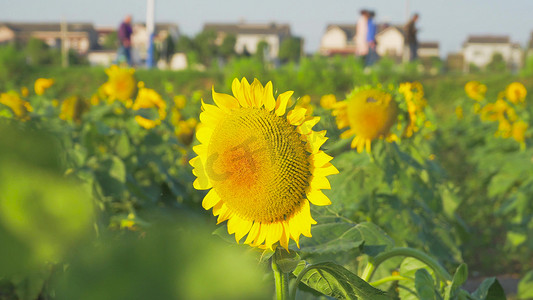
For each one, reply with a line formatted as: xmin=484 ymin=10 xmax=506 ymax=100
xmin=212 ymin=87 xmax=239 ymax=111
xmin=263 ymin=81 xmax=276 ymax=111
xmin=287 ymin=107 xmax=307 ymax=126
xmin=275 ymin=91 xmax=294 ymax=116
xmin=202 ymin=189 xmax=220 ymax=210
xmin=307 ymin=190 xmax=332 ymax=206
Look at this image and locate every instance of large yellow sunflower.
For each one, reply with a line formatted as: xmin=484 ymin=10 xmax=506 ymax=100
xmin=190 ymin=78 xmax=338 ymax=250
xmin=332 ymin=89 xmax=398 ymax=153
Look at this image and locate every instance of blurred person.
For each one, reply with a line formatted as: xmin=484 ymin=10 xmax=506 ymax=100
xmin=366 ymin=10 xmax=378 ymax=66
xmin=355 ymin=9 xmax=369 ymax=58
xmin=117 ymin=15 xmax=133 ymax=66
xmin=405 ymin=13 xmax=419 ymax=61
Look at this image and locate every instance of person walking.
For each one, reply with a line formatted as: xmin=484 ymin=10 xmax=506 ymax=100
xmin=117 ymin=15 xmax=133 ymax=66
xmin=366 ymin=10 xmax=378 ymax=66
xmin=405 ymin=13 xmax=419 ymax=61
xmin=355 ymin=10 xmax=369 ymax=58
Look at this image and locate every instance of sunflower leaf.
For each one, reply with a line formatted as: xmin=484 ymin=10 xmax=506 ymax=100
xmin=298 ymin=222 xmax=393 ymax=256
xmin=293 ymin=262 xmax=389 ymax=300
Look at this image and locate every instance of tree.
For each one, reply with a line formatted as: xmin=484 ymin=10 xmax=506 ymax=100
xmin=219 ymin=34 xmax=236 ymax=60
xmin=255 ymin=40 xmax=269 ymax=62
xmin=486 ymin=52 xmax=507 ymax=72
xmin=193 ymin=30 xmax=217 ymax=66
xmin=25 ymin=38 xmax=56 ymax=65
xmin=102 ymin=31 xmax=118 ymax=50
xmin=278 ymin=37 xmax=302 ymax=63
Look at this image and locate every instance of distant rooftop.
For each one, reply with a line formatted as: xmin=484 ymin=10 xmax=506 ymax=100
xmin=465 ymin=35 xmax=510 ymax=44
xmin=203 ymin=22 xmax=290 ymax=36
xmin=0 ymin=22 xmax=95 ymax=32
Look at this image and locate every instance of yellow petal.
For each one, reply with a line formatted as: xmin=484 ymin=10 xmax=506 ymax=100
xmin=287 ymin=107 xmax=307 ymax=126
xmin=311 ymin=151 xmax=333 ymax=168
xmin=244 ymin=221 xmax=261 ymax=244
xmin=263 ymin=81 xmax=276 ymax=111
xmin=240 ymin=78 xmax=253 ymax=107
xmin=265 ymin=223 xmax=283 ymax=250
xmin=309 ymin=175 xmax=331 ymax=190
xmin=212 ymin=87 xmax=239 ymax=111
xmin=232 ymin=78 xmax=248 ymax=107
xmin=314 ymin=163 xmax=339 ymax=177
xmin=307 ymin=190 xmax=332 ymax=206
xmin=250 ymin=79 xmax=264 ymax=108
xmin=306 ymin=130 xmax=328 ymax=153
xmin=280 ymin=222 xmax=290 ymax=250
xmin=235 ymin=218 xmax=253 ymax=243
xmin=275 ymin=91 xmax=294 ymax=116
xmin=202 ymin=189 xmax=220 ymax=210
xmin=195 ymin=124 xmax=213 ymax=144
xmin=190 ymin=157 xmax=212 ymax=190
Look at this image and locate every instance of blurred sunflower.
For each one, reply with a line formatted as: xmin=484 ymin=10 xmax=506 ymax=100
xmin=505 ymin=82 xmax=527 ymax=104
xmin=464 ymin=81 xmax=487 ymax=101
xmin=0 ymin=91 xmax=33 ymax=121
xmin=190 ymin=78 xmax=338 ymax=250
xmin=320 ymin=94 xmax=337 ymax=109
xmin=132 ymin=86 xmax=167 ymax=129
xmin=34 ymin=78 xmax=55 ymax=96
xmin=175 ymin=118 xmax=198 ymax=145
xmin=59 ymin=96 xmax=87 ymax=123
xmin=511 ymin=120 xmax=528 ymax=144
xmin=103 ymin=65 xmax=136 ymax=103
xmin=398 ymin=82 xmax=427 ymax=137
xmin=480 ymin=99 xmax=509 ymax=122
xmin=332 ymin=88 xmax=398 ymax=153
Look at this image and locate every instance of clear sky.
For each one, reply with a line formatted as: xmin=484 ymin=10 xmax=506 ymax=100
xmin=3 ymin=0 xmax=533 ymax=56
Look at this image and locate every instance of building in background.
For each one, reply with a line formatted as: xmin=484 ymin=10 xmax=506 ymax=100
xmin=462 ymin=35 xmax=522 ymax=72
xmin=203 ymin=22 xmax=291 ymax=60
xmin=319 ymin=22 xmax=439 ymax=63
xmin=319 ymin=24 xmax=356 ymax=56
xmin=131 ymin=23 xmax=179 ymax=64
xmin=0 ymin=22 xmax=97 ymax=54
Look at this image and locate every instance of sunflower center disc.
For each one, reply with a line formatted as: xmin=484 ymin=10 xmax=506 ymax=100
xmin=207 ymin=107 xmax=310 ymax=223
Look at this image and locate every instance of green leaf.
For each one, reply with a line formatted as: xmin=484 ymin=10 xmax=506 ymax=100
xmin=445 ymin=263 xmax=468 ymax=300
xmin=399 ymin=257 xmax=435 ymax=300
xmin=294 ymin=262 xmax=389 ymax=300
xmin=273 ymin=249 xmax=301 ymax=273
xmin=298 ymin=222 xmax=393 ymax=256
xmin=414 ymin=269 xmax=436 ymax=300
xmin=518 ymin=271 xmax=533 ymax=299
xmin=471 ymin=277 xmax=506 ymax=300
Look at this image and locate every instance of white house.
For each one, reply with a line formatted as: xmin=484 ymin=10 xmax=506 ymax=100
xmin=203 ymin=22 xmax=291 ymax=59
xmin=462 ymin=35 xmax=522 ymax=72
xmin=320 ymin=23 xmax=438 ymax=61
xmin=319 ymin=24 xmax=356 ymax=56
xmin=375 ymin=25 xmax=404 ymax=60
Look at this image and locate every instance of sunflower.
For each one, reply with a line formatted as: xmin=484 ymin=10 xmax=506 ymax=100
xmin=59 ymin=96 xmax=86 ymax=123
xmin=464 ymin=81 xmax=487 ymax=101
xmin=102 ymin=65 xmax=136 ymax=103
xmin=320 ymin=94 xmax=337 ymax=109
xmin=398 ymin=82 xmax=427 ymax=138
xmin=511 ymin=120 xmax=528 ymax=143
xmin=190 ymin=78 xmax=338 ymax=250
xmin=0 ymin=91 xmax=33 ymax=121
xmin=332 ymin=88 xmax=398 ymax=153
xmin=505 ymin=82 xmax=527 ymax=104
xmin=34 ymin=78 xmax=55 ymax=96
xmin=132 ymin=87 xmax=167 ymax=129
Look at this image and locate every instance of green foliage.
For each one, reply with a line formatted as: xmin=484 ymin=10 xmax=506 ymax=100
xmin=486 ymin=53 xmax=507 ymax=73
xmin=102 ymin=31 xmax=118 ymax=50
xmin=219 ymin=34 xmax=237 ymax=59
xmin=255 ymin=40 xmax=269 ymax=62
xmin=278 ymin=37 xmax=302 ymax=63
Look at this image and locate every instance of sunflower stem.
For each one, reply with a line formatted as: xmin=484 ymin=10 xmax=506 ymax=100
xmin=362 ymin=247 xmax=452 ymax=284
xmin=272 ymin=249 xmax=290 ymax=300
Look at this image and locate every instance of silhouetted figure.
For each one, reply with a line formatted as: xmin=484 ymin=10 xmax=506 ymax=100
xmin=118 ymin=15 xmax=133 ymax=66
xmin=366 ymin=10 xmax=378 ymax=66
xmin=355 ymin=9 xmax=369 ymax=57
xmin=405 ymin=13 xmax=419 ymax=61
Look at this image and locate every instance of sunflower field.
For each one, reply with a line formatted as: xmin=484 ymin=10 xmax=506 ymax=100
xmin=0 ymin=57 xmax=532 ymax=300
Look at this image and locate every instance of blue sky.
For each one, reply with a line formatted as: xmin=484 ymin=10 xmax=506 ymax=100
xmin=3 ymin=0 xmax=533 ymax=56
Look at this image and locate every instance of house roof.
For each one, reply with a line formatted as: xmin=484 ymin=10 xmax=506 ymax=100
xmin=0 ymin=22 xmax=95 ymax=33
xmin=419 ymin=42 xmax=439 ymax=49
xmin=325 ymin=24 xmax=356 ymax=39
xmin=203 ymin=22 xmax=291 ymax=36
xmin=465 ymin=35 xmax=510 ymax=44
